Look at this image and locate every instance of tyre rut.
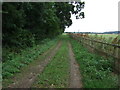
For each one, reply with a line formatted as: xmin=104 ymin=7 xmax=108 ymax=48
xmin=8 ymin=40 xmax=62 ymax=88
xmin=68 ymin=42 xmax=82 ymax=88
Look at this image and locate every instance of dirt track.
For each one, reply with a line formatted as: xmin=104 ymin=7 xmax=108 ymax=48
xmin=8 ymin=41 xmax=62 ymax=88
xmin=68 ymin=42 xmax=82 ymax=88
xmin=7 ymin=39 xmax=82 ymax=88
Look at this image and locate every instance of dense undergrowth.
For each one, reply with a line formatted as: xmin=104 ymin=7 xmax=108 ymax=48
xmin=70 ymin=37 xmax=118 ymax=88
xmin=2 ymin=37 xmax=59 ymax=86
xmin=32 ymin=36 xmax=70 ymax=88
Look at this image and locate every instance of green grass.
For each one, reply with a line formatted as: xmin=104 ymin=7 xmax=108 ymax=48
xmin=2 ymin=38 xmax=59 ymax=87
xmin=87 ymin=34 xmax=120 ymax=56
xmin=32 ymin=36 xmax=70 ymax=88
xmin=70 ymin=38 xmax=118 ymax=88
xmin=89 ymin=34 xmax=120 ymax=43
xmin=89 ymin=34 xmax=118 ymax=38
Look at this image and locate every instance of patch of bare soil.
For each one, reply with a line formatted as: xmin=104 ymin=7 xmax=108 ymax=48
xmin=68 ymin=42 xmax=83 ymax=88
xmin=8 ymin=41 xmax=62 ymax=88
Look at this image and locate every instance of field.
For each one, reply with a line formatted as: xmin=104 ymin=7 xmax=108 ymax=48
xmin=89 ymin=34 xmax=118 ymax=38
xmin=89 ymin=34 xmax=120 ymax=44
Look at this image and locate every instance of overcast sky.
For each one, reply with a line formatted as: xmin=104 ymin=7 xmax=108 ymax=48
xmin=65 ymin=0 xmax=119 ymax=32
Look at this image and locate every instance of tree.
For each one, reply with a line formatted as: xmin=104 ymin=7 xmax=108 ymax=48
xmin=2 ymin=2 xmax=85 ymax=49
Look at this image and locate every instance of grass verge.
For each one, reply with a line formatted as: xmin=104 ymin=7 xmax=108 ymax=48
xmin=2 ymin=38 xmax=59 ymax=87
xmin=32 ymin=36 xmax=70 ymax=88
xmin=70 ymin=37 xmax=118 ymax=88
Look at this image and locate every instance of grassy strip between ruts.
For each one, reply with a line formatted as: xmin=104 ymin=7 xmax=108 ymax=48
xmin=70 ymin=37 xmax=119 ymax=88
xmin=2 ymin=37 xmax=59 ymax=87
xmin=32 ymin=36 xmax=70 ymax=88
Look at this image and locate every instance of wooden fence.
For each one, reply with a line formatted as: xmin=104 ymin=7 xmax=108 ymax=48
xmin=69 ymin=34 xmax=120 ymax=73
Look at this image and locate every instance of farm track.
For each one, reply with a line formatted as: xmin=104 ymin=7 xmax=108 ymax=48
xmin=6 ymin=36 xmax=83 ymax=88
xmin=3 ymin=35 xmax=118 ymax=88
xmin=68 ymin=42 xmax=82 ymax=88
xmin=8 ymin=40 xmax=62 ymax=88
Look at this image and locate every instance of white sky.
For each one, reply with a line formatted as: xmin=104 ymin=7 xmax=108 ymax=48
xmin=65 ymin=0 xmax=120 ymax=32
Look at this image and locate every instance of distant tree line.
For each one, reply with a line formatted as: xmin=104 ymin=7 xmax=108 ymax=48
xmin=66 ymin=31 xmax=120 ymax=34
xmin=2 ymin=2 xmax=85 ymax=49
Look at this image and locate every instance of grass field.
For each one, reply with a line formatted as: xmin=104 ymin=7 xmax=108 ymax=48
xmin=88 ymin=34 xmax=120 ymax=44
xmin=89 ymin=34 xmax=118 ymax=38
